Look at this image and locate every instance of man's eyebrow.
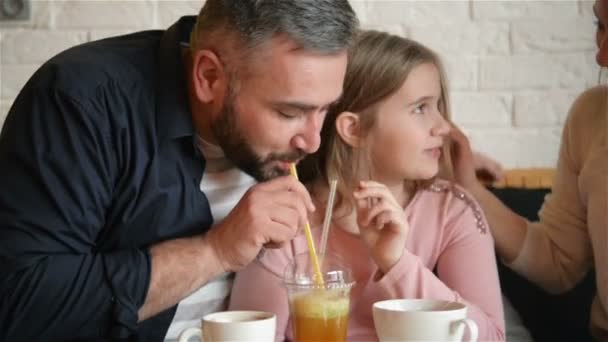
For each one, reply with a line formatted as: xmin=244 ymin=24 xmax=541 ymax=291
xmin=272 ymin=93 xmax=343 ymax=113
xmin=273 ymin=101 xmax=318 ymax=112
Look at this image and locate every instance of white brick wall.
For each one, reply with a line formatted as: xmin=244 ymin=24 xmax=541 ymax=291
xmin=1 ymin=64 xmax=39 ymax=99
xmin=480 ymin=54 xmax=596 ymax=90
xmin=364 ymin=1 xmax=470 ymax=25
xmin=54 ymin=1 xmax=156 ymax=29
xmin=467 ymin=127 xmax=562 ymax=168
xmin=1 ymin=30 xmax=87 ymax=64
xmin=0 ymin=0 xmax=599 ymax=168
xmin=157 ymin=1 xmax=204 ymax=29
xmin=451 ymin=92 xmax=512 ymax=127
xmin=512 ymin=19 xmax=595 ymax=53
xmin=0 ymin=100 xmax=10 ymax=130
xmin=409 ymin=23 xmax=510 ymax=56
xmin=472 ymin=1 xmax=578 ymax=20
xmin=513 ymin=90 xmax=580 ymax=127
xmin=443 ymin=56 xmax=479 ymax=90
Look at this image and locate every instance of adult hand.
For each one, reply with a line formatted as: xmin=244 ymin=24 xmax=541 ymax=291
xmin=204 ymin=175 xmax=315 ymax=272
xmin=449 ymin=125 xmax=483 ymax=190
xmin=473 ymin=151 xmax=504 ymax=183
xmin=353 ymin=181 xmax=409 ymax=274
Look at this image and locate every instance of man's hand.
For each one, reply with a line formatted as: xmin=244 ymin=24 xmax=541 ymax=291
xmin=204 ymin=175 xmax=315 ymax=273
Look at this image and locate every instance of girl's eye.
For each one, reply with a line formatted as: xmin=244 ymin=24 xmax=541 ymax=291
xmin=413 ymin=104 xmax=426 ymax=115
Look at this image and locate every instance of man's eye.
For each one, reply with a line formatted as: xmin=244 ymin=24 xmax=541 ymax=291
xmin=278 ymin=111 xmax=296 ymax=119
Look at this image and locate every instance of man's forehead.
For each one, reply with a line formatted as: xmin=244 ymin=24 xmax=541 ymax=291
xmin=242 ymin=51 xmax=346 ymax=107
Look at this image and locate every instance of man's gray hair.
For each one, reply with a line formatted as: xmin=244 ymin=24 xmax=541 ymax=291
xmin=191 ymin=0 xmax=359 ymax=54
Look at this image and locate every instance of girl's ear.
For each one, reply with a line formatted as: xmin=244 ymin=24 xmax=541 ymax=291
xmin=335 ymin=111 xmax=363 ymax=148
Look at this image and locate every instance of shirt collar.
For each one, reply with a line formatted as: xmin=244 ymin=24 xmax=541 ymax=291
xmin=156 ymin=16 xmax=197 ymax=141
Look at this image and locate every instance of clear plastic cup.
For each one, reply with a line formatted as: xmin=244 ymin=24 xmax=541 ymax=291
xmin=283 ymin=253 xmax=355 ymax=342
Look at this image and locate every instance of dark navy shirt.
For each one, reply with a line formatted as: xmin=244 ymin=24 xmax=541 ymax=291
xmin=0 ymin=16 xmax=213 ymax=341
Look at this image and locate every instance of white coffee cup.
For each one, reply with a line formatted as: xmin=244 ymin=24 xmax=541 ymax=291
xmin=177 ymin=310 xmax=276 ymax=342
xmin=373 ymin=299 xmax=478 ymax=342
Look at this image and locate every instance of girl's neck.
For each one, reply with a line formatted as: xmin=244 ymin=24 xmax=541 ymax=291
xmin=383 ymin=179 xmax=417 ymax=209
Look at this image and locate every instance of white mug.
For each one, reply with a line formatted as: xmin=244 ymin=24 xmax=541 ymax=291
xmin=373 ymin=299 xmax=478 ymax=342
xmin=177 ymin=310 xmax=276 ymax=342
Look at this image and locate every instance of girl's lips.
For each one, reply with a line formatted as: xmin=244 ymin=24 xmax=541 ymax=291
xmin=426 ymin=148 xmax=442 ymax=158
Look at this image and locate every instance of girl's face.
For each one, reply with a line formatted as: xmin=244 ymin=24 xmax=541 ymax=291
xmin=594 ymin=0 xmax=608 ymax=67
xmin=364 ymin=62 xmax=450 ymax=184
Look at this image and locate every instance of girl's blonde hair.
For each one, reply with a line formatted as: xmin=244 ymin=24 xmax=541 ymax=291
xmin=300 ymin=30 xmax=454 ymax=213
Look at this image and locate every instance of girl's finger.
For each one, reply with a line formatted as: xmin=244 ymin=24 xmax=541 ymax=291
xmin=353 ymin=187 xmax=398 ymax=207
xmin=363 ymin=201 xmax=398 ymax=226
xmin=374 ymin=212 xmax=391 ymax=229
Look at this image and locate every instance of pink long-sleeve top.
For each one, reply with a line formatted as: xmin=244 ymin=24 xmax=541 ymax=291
xmin=229 ymin=180 xmax=505 ymax=341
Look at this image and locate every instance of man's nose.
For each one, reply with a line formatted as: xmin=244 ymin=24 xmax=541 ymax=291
xmin=291 ymin=114 xmax=323 ymax=154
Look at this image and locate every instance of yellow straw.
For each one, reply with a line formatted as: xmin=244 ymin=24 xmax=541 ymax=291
xmin=289 ymin=163 xmax=324 ymax=285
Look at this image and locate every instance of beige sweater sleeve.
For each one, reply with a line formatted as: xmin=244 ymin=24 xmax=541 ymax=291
xmin=507 ymin=87 xmax=600 ymax=294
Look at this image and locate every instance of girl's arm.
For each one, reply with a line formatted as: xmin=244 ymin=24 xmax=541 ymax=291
xmin=357 ymin=199 xmax=505 ymax=341
xmin=435 ymin=203 xmax=505 ymax=341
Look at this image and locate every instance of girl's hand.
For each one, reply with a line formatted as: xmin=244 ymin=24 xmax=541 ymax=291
xmin=353 ymin=181 xmax=410 ymax=275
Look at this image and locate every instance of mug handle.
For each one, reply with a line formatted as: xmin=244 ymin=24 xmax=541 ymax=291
xmin=178 ymin=327 xmax=204 ymax=342
xmin=453 ymin=318 xmax=478 ymax=342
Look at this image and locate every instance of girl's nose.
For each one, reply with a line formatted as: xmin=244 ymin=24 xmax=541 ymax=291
xmin=431 ymin=114 xmax=451 ymax=137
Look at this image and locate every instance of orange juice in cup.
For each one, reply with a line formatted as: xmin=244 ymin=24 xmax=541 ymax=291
xmin=284 ymin=253 xmax=354 ymax=342
xmin=291 ymin=288 xmax=350 ymax=341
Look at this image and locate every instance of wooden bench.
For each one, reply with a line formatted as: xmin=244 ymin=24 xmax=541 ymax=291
xmin=492 ymin=168 xmax=555 ymax=189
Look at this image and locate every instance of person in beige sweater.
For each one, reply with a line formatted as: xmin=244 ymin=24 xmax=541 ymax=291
xmin=451 ymin=0 xmax=608 ymax=339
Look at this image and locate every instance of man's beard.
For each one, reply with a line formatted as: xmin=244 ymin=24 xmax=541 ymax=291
xmin=211 ymin=89 xmax=305 ymax=181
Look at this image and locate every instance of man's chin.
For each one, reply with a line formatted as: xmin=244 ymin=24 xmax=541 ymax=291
xmin=240 ymin=159 xmax=296 ymax=182
xmin=259 ymin=166 xmax=290 ymax=181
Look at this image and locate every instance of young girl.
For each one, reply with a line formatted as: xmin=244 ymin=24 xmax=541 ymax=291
xmin=229 ymin=30 xmax=505 ymax=341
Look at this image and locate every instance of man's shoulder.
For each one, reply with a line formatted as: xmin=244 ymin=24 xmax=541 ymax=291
xmin=30 ymin=30 xmax=164 ymax=101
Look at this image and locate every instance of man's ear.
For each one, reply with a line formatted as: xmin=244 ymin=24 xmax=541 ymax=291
xmin=335 ymin=111 xmax=363 ymax=148
xmin=191 ymin=49 xmax=228 ymax=103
